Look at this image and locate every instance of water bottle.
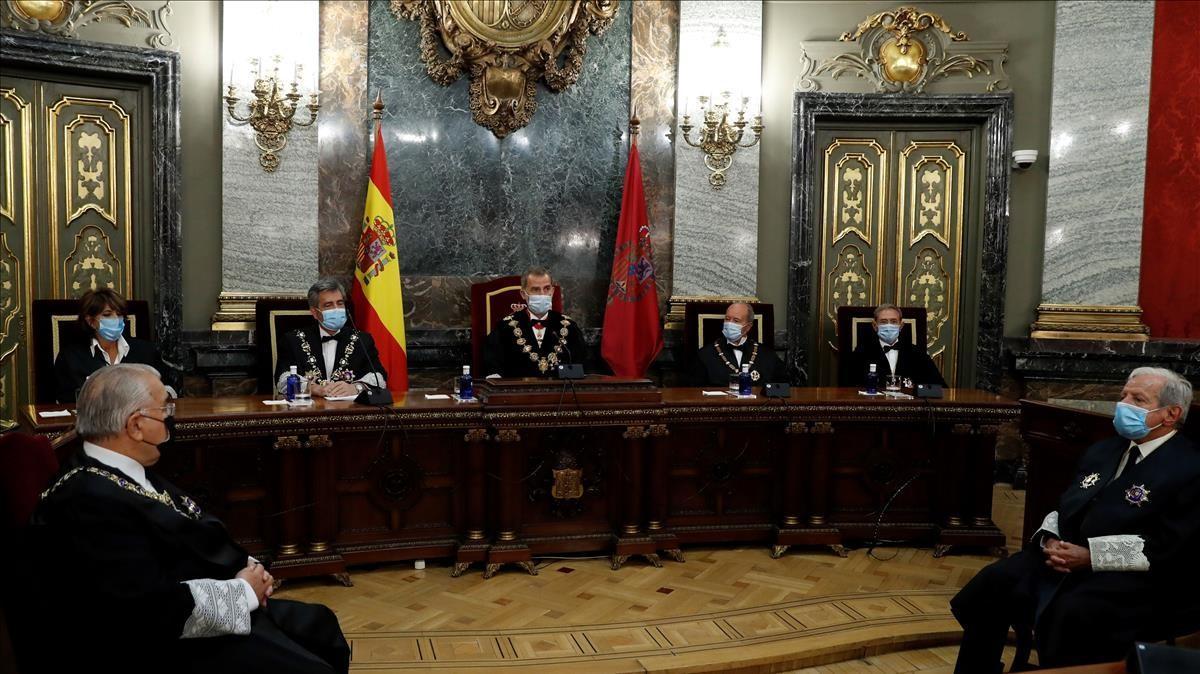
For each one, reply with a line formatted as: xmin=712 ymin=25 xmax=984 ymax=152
xmin=459 ymin=365 xmax=474 ymax=400
xmin=285 ymin=365 xmax=300 ymax=402
xmin=738 ymin=364 xmax=752 ymax=396
xmin=866 ymin=362 xmax=878 ymax=395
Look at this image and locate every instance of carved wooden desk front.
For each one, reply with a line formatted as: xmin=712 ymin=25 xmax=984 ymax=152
xmin=25 ymin=387 xmax=1018 ymax=582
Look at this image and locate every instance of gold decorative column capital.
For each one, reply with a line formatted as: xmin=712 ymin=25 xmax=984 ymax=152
xmin=1030 ymin=303 xmax=1149 ymax=341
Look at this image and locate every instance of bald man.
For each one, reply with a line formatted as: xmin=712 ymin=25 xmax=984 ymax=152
xmin=692 ymin=303 xmax=784 ymax=387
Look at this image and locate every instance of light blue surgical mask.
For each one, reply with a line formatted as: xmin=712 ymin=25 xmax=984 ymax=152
xmin=878 ymin=324 xmax=901 ymax=344
xmin=320 ymin=307 xmax=347 ymax=333
xmin=1112 ymin=402 xmax=1164 ymax=441
xmin=97 ymin=317 xmax=125 ymax=342
xmin=527 ymin=294 xmax=552 ymax=316
xmin=722 ymin=321 xmax=745 ymax=343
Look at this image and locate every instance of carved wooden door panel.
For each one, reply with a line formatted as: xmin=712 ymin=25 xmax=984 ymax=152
xmin=0 ymin=73 xmax=148 ymax=417
xmin=813 ymin=125 xmax=980 ymax=386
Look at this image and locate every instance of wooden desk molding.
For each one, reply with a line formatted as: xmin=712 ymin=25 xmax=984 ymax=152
xmin=25 ymin=384 xmax=1018 ymax=583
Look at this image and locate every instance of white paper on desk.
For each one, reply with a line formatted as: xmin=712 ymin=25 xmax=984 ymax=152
xmin=857 ymin=391 xmax=884 ymax=397
xmin=424 ymin=394 xmax=451 ymax=400
xmin=323 ymin=394 xmax=359 ymax=402
xmin=702 ymin=390 xmax=730 ymax=396
xmin=38 ymin=409 xmax=72 ymax=418
xmin=262 ymin=400 xmax=289 ymax=406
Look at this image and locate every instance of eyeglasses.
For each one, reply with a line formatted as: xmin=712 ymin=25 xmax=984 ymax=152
xmin=138 ymin=403 xmax=175 ymax=417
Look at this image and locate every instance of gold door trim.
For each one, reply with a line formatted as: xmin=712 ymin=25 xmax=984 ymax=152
xmin=823 ymin=138 xmax=887 ymax=247
xmin=47 ymin=95 xmax=133 ymax=297
xmin=0 ymin=86 xmax=35 ymax=408
xmin=898 ymin=141 xmax=964 ymax=249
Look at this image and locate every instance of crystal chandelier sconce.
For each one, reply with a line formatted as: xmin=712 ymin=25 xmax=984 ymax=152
xmin=678 ymin=28 xmax=763 ymax=189
xmin=223 ymin=56 xmax=320 ymax=172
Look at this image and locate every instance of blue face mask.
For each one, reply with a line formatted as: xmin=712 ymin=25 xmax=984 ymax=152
xmin=878 ymin=323 xmax=901 ymax=344
xmin=527 ymin=294 xmax=552 ymax=316
xmin=97 ymin=316 xmax=125 ymax=342
xmin=722 ymin=321 xmax=745 ymax=343
xmin=1112 ymin=402 xmax=1164 ymax=441
xmin=320 ymin=307 xmax=347 ymax=333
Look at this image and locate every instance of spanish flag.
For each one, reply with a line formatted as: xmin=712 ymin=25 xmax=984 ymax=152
xmin=351 ymin=125 xmax=408 ymax=392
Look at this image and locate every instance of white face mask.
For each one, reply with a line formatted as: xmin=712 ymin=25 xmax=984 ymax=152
xmin=527 ymin=294 xmax=552 ymax=316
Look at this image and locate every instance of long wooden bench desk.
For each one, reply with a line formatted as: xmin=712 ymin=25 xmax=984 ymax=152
xmin=23 ymin=382 xmax=1018 ymax=582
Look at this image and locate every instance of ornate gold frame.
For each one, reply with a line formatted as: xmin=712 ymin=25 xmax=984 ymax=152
xmin=1030 ymin=304 xmax=1150 ymax=341
xmin=390 ymin=0 xmax=618 ymax=138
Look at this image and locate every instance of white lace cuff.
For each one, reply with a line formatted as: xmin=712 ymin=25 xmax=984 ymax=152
xmin=1033 ymin=511 xmax=1059 ymax=546
xmin=180 ymin=578 xmax=255 ymax=638
xmin=1089 ymin=535 xmax=1150 ymax=572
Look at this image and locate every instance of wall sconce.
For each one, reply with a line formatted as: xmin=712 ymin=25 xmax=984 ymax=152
xmin=678 ymin=27 xmax=763 ymax=189
xmin=223 ymin=56 xmax=320 ymax=172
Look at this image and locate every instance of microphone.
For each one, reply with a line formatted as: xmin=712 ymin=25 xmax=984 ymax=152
xmin=345 ymin=301 xmax=394 ymax=406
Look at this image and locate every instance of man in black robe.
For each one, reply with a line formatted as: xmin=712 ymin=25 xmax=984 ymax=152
xmin=840 ymin=304 xmax=946 ymax=387
xmin=275 ymin=277 xmax=386 ymax=398
xmin=692 ymin=302 xmax=784 ymax=386
xmin=484 ymin=267 xmax=586 ymax=378
xmin=28 ymin=364 xmax=349 ymax=673
xmin=951 ymin=367 xmax=1200 ymax=672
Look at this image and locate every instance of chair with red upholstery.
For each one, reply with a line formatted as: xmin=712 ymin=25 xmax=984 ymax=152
xmin=469 ymin=276 xmax=563 ymax=376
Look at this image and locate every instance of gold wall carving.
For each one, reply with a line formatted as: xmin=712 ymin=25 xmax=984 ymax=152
xmin=1030 ymin=304 xmax=1149 ymax=341
xmin=0 ymin=86 xmax=32 ymax=419
xmin=63 ymin=224 xmax=120 ymax=295
xmin=390 ymin=0 xmax=618 ymax=138
xmin=1 ymin=0 xmax=175 ymax=48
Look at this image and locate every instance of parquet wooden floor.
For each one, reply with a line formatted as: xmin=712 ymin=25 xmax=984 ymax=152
xmin=277 ymin=485 xmax=1026 ymax=672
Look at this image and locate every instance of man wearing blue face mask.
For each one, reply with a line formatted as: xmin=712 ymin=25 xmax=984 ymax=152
xmin=53 ymin=288 xmax=175 ymax=403
xmin=692 ymin=302 xmax=783 ymax=386
xmin=275 ymin=278 xmax=386 ymax=398
xmin=951 ymin=367 xmax=1199 ymax=673
xmin=484 ymin=266 xmax=586 ymax=378
xmin=840 ymin=304 xmax=945 ymax=388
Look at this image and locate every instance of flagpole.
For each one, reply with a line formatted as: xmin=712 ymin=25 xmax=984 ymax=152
xmin=629 ymin=108 xmax=639 ymax=148
xmin=372 ymin=90 xmax=384 ymax=134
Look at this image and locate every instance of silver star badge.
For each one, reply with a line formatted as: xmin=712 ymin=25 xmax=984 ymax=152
xmin=1125 ymin=484 xmax=1151 ymax=507
xmin=1080 ymin=473 xmax=1100 ymax=489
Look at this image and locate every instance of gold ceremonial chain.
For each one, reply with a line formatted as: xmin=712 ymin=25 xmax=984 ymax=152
xmin=714 ymin=340 xmax=761 ymax=381
xmin=296 ymin=330 xmax=359 ymax=384
xmin=41 ymin=466 xmax=202 ymax=520
xmin=508 ymin=315 xmax=572 ymax=374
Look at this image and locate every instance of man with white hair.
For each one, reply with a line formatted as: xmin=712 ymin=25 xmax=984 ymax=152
xmin=951 ymin=367 xmax=1199 ymax=672
xmin=30 ymin=364 xmax=349 ymax=673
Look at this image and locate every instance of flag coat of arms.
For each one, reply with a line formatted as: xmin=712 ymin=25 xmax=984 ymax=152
xmin=352 ymin=126 xmax=408 ymax=392
xmin=601 ymin=139 xmax=662 ymax=378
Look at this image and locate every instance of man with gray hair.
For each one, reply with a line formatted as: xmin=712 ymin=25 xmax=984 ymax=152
xmin=275 ymin=277 xmax=386 ymax=398
xmin=484 ymin=266 xmax=586 ymax=378
xmin=840 ymin=303 xmax=945 ymax=387
xmin=952 ymin=367 xmax=1199 ymax=672
xmin=692 ymin=302 xmax=783 ymax=386
xmin=30 ymin=364 xmax=349 ymax=672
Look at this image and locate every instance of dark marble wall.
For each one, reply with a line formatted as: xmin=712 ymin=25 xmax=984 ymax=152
xmin=363 ymin=2 xmax=632 ymax=329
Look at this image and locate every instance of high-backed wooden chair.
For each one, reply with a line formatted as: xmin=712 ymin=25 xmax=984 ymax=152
xmin=32 ymin=299 xmax=151 ymax=404
xmin=682 ymin=301 xmax=775 ymax=363
xmin=470 ymin=276 xmax=562 ymax=376
xmin=254 ymin=298 xmax=313 ymax=393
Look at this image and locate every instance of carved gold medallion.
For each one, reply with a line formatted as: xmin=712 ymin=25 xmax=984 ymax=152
xmin=551 ymin=467 xmax=584 ymax=500
xmin=391 ymin=0 xmax=618 ymax=138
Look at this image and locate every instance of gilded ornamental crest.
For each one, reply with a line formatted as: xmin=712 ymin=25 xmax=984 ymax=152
xmin=391 ymin=0 xmax=618 ymax=138
xmin=551 ymin=467 xmax=584 ymax=499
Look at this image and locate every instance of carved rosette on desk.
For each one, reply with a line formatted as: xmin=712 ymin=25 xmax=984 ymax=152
xmin=391 ymin=0 xmax=618 ymax=138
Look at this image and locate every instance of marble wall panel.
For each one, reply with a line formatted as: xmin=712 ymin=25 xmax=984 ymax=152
xmin=365 ymin=2 xmax=631 ymax=328
xmin=318 ymin=0 xmax=369 ymax=279
xmin=631 ymin=0 xmax=679 ymax=312
xmin=221 ymin=1 xmax=320 ymax=293
xmin=1040 ymin=0 xmax=1154 ymax=306
xmin=672 ymin=0 xmax=762 ymax=298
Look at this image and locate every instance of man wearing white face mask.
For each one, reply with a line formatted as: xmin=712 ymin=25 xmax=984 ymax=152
xmin=692 ymin=302 xmax=783 ymax=386
xmin=951 ymin=367 xmax=1199 ymax=672
xmin=275 ymin=278 xmax=387 ymax=398
xmin=840 ymin=304 xmax=945 ymax=387
xmin=484 ymin=266 xmax=587 ymax=378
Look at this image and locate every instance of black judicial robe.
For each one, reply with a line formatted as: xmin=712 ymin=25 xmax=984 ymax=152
xmin=53 ymin=337 xmax=168 ymax=403
xmin=692 ymin=339 xmax=785 ymax=387
xmin=484 ymin=310 xmax=586 ymax=378
xmin=840 ymin=337 xmax=946 ymax=387
xmin=25 ymin=452 xmax=349 ymax=673
xmin=951 ymin=432 xmax=1200 ymax=668
xmin=274 ymin=324 xmax=385 ymax=385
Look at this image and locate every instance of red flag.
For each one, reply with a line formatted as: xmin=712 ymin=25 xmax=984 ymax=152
xmin=351 ymin=126 xmax=408 ymax=392
xmin=601 ymin=140 xmax=663 ymax=378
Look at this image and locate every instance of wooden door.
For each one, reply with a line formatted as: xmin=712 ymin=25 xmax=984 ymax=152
xmin=813 ymin=124 xmax=982 ymax=386
xmin=0 ymin=71 xmax=150 ymax=418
